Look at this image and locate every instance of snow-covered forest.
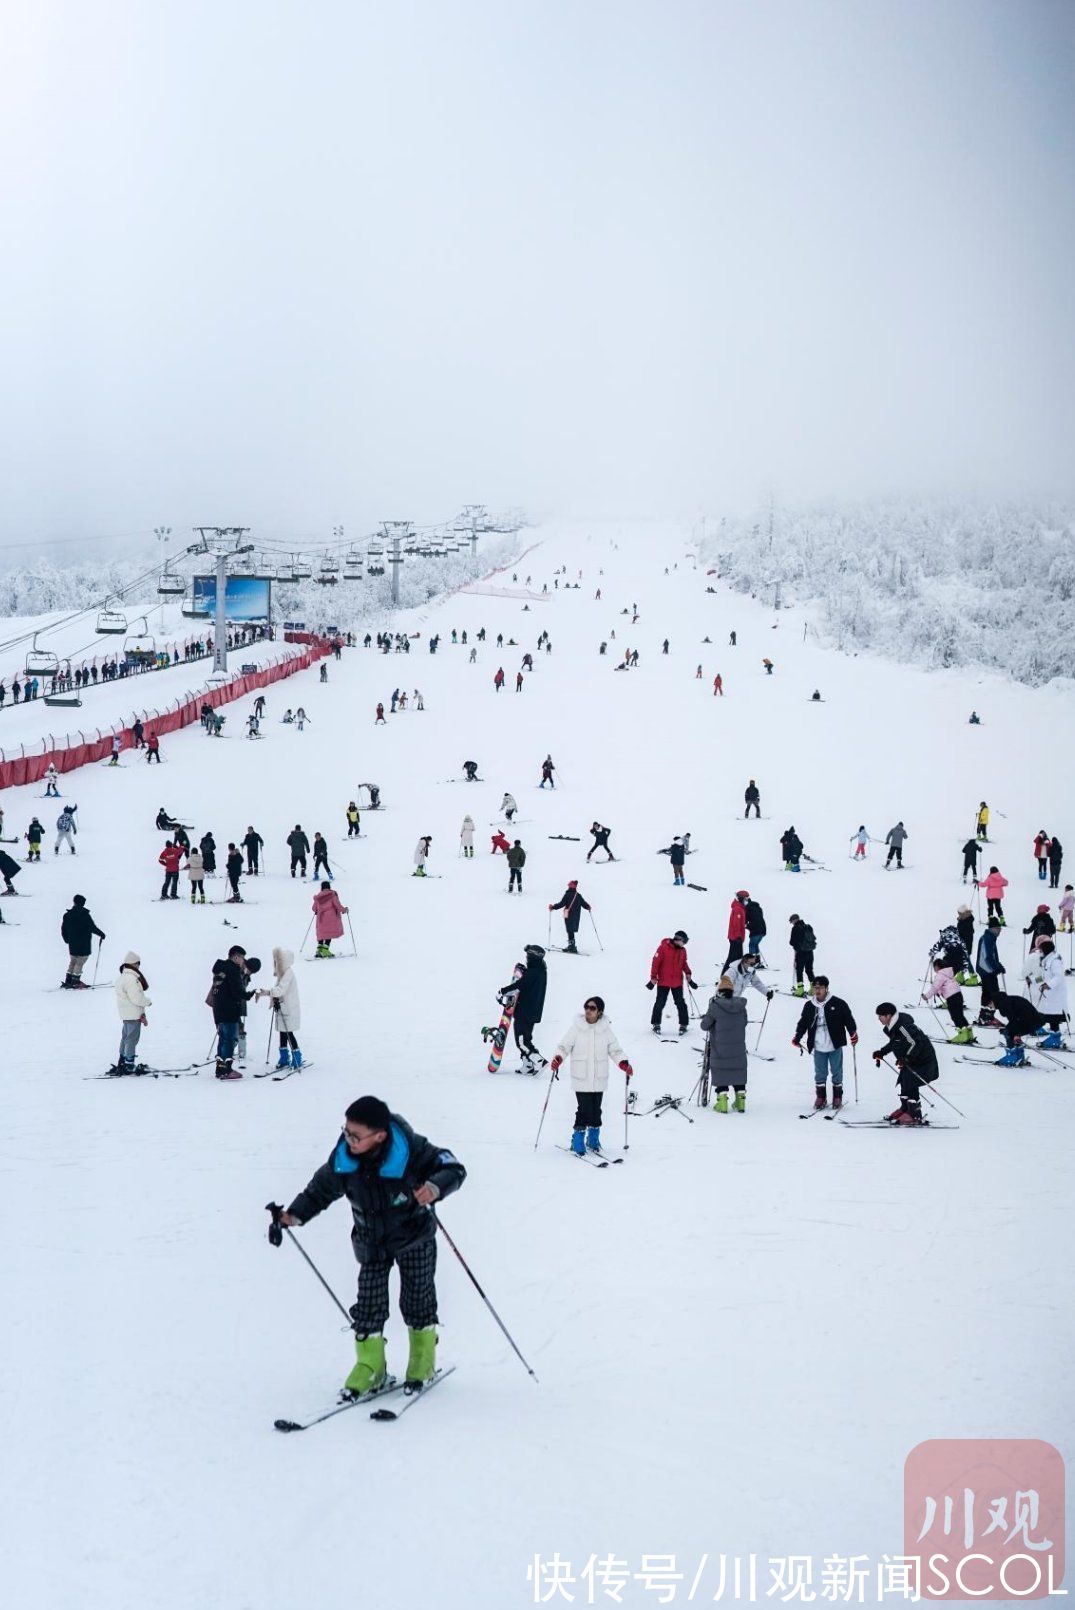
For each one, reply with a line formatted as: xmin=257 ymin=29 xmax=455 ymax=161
xmin=703 ymin=499 xmax=1075 ymax=686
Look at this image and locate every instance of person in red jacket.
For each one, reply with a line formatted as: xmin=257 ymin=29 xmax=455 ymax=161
xmin=491 ymin=829 xmax=510 ymax=855
xmin=713 ymin=673 xmax=723 ymax=696
xmin=494 ymin=667 xmax=505 ymax=691
xmin=724 ymin=890 xmax=749 ymax=970
xmin=158 ymin=837 xmax=185 ymax=900
xmin=647 ymin=930 xmax=696 ymax=1034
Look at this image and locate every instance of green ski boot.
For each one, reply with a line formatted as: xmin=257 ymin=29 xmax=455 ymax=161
xmin=791 ymin=983 xmax=806 ymax=998
xmin=404 ymin=1325 xmax=437 ymax=1394
xmin=734 ymin=1090 xmax=746 ymax=1113
xmin=713 ymin=1091 xmax=729 ymax=1114
xmin=341 ymin=1333 xmax=387 ymax=1399
xmin=948 ymin=1026 xmax=974 ymax=1046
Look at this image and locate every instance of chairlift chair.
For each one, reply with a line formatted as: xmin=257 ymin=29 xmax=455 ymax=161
xmin=24 ymin=633 xmax=60 ymax=677
xmin=96 ymin=607 xmax=128 ymax=634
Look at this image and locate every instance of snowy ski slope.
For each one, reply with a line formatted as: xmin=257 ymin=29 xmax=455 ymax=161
xmin=3 ymin=520 xmax=1071 ymax=1610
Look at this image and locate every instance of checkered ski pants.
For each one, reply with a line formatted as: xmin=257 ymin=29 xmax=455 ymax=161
xmin=349 ymin=1234 xmax=438 ymax=1335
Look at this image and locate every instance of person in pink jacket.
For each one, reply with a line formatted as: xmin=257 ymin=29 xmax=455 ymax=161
xmin=312 ymin=881 xmax=348 ymax=958
xmin=982 ymin=867 xmax=1009 ymax=924
xmin=1058 ymin=886 xmax=1074 ymax=934
xmin=922 ymin=960 xmax=972 ymax=1043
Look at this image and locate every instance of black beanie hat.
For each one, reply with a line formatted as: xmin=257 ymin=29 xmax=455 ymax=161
xmin=345 ymin=1095 xmax=392 ymax=1132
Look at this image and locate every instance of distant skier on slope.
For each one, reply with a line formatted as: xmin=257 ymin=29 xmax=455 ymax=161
xmin=884 ymin=821 xmax=908 ymax=869
xmin=871 ymin=1005 xmax=938 ymax=1126
xmin=549 ymin=880 xmax=590 ymax=952
xmin=586 ymin=822 xmax=615 ymax=862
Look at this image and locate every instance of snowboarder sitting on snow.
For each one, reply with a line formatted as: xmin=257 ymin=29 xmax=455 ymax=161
xmin=791 ymin=977 xmax=857 ymax=1110
xmin=155 ymin=808 xmax=186 ymax=833
xmin=700 ymin=975 xmax=748 ymax=1113
xmin=551 ymin=995 xmax=631 ymax=1154
xmin=780 ymin=826 xmax=803 ymax=871
xmin=648 ymin=930 xmax=696 ymax=1034
xmin=586 ymin=822 xmax=615 ymax=862
xmin=871 ymin=1005 xmax=938 ymax=1125
xmin=273 ymin=1095 xmax=466 ymax=1400
xmin=810 ymin=690 xmax=821 ymax=701
xmin=969 ymin=711 xmax=980 ymax=724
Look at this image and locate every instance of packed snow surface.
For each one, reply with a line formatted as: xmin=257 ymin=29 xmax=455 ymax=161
xmin=4 ymin=521 xmax=1071 ymax=1609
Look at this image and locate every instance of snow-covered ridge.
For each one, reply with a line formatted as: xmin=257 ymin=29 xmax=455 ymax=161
xmin=702 ymin=498 xmax=1075 ymax=686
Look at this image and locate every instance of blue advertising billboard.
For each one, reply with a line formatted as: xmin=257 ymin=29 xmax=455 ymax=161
xmin=191 ymin=575 xmax=272 ymax=622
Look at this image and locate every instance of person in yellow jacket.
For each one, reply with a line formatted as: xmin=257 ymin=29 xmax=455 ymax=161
xmin=976 ymin=801 xmax=990 ymax=841
xmin=346 ymin=801 xmax=361 ymax=839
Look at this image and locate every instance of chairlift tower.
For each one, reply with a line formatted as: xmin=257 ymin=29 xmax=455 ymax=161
xmin=381 ymin=521 xmax=414 ymax=606
xmin=193 ymin=527 xmax=252 ymax=674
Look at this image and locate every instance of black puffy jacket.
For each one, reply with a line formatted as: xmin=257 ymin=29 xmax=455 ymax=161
xmin=210 ymin=956 xmax=250 ymax=1024
xmin=794 ymin=994 xmax=856 ymax=1050
xmin=61 ymin=903 xmax=104 ymax=956
xmin=287 ymin=1116 xmax=466 ymax=1260
xmin=744 ymin=899 xmax=766 ymax=937
xmin=508 ymin=957 xmax=547 ymax=1021
xmin=873 ymin=1013 xmax=937 ymax=1077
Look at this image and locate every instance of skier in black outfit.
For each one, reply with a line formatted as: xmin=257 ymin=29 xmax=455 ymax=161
xmin=549 ymin=881 xmax=591 ymax=952
xmin=287 ymin=825 xmax=310 ymax=878
xmin=961 ymin=838 xmax=983 ymax=883
xmin=274 ymin=1094 xmax=465 ymax=1398
xmin=661 ymin=836 xmax=687 ymax=886
xmin=744 ymin=780 xmax=760 ymax=819
xmin=242 ymin=826 xmax=264 ymax=876
xmin=871 ymin=1004 xmax=939 ymax=1125
xmin=200 ymin=832 xmax=217 ymax=876
xmin=788 ymin=914 xmax=817 ymax=994
xmin=586 ymin=823 xmax=615 ymax=862
xmin=780 ymin=826 xmax=803 ymax=870
xmin=503 ymin=943 xmax=547 ymax=1071
xmin=225 ymin=844 xmax=243 ymax=902
xmin=60 ymin=894 xmax=105 ymax=988
xmin=1047 ymin=836 xmax=1064 ymax=889
xmin=744 ymin=896 xmax=766 ymax=958
xmin=462 ymin=761 xmax=479 ymax=781
xmin=209 ymin=945 xmax=254 ymax=1078
xmin=312 ymin=832 xmax=332 ymax=881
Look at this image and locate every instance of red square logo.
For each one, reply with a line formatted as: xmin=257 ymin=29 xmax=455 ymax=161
xmin=905 ymin=1439 xmax=1065 ymax=1600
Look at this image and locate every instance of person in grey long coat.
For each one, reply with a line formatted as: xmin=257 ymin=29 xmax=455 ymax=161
xmin=700 ymin=975 xmax=749 ymax=1114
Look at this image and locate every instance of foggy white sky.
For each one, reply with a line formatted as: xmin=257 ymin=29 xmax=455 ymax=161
xmin=0 ymin=0 xmax=1072 ymax=550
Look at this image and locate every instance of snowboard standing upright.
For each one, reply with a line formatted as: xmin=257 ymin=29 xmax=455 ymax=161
xmin=483 ymin=966 xmax=522 ymax=1073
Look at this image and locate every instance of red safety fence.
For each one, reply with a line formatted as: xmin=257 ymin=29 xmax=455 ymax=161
xmin=0 ymin=638 xmax=333 ymax=791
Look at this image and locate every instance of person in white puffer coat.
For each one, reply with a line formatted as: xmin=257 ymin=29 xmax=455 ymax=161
xmin=265 ymin=946 xmax=303 ymax=1070
xmin=115 ymin=951 xmax=151 ymax=1074
xmin=1027 ymin=941 xmax=1068 ymax=1043
xmin=550 ymin=995 xmax=633 ymax=1158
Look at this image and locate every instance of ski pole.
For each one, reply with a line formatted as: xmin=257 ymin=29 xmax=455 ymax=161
xmin=91 ymin=935 xmax=102 ymax=987
xmin=298 ymin=915 xmax=314 ymax=957
xmin=533 ymin=1065 xmax=557 ymax=1150
xmin=265 ymin=1203 xmax=353 ymax=1327
xmin=546 ymin=908 xmax=552 ymax=949
xmin=880 ymin=1056 xmax=965 ymax=1120
xmin=432 ymin=1211 xmax=539 ymax=1384
xmin=346 ymin=911 xmax=358 ymax=958
xmin=852 ymin=1042 xmax=859 ymax=1104
xmin=265 ymin=1004 xmax=277 ymax=1068
xmin=623 ymin=1073 xmax=631 ymax=1150
xmin=589 ymin=911 xmax=603 ymax=951
xmin=753 ymin=996 xmax=770 ymax=1053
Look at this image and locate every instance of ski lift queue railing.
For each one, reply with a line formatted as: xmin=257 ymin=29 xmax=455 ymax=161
xmin=0 ymin=644 xmax=326 ymax=774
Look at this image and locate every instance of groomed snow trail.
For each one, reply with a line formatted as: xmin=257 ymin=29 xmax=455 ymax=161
xmin=4 ymin=521 xmax=1071 ymax=1610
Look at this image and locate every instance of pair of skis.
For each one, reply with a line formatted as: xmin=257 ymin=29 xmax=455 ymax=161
xmin=274 ymin=1366 xmax=456 ymax=1433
